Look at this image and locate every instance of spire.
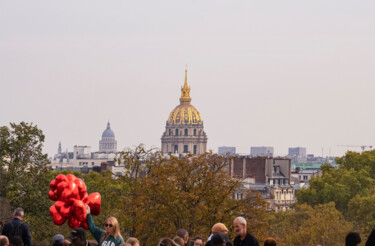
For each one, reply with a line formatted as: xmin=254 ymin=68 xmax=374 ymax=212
xmin=180 ymin=67 xmax=191 ymax=104
xmin=58 ymin=141 xmax=62 ymax=154
xmin=107 ymin=121 xmax=110 ymax=129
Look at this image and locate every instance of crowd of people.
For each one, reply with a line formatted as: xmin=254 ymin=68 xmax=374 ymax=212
xmin=1 ymin=207 xmax=375 ymax=246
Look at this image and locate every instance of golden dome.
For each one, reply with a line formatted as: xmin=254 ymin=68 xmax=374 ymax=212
xmin=167 ymin=69 xmax=203 ymax=125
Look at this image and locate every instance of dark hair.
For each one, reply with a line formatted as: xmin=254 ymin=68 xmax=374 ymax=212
xmin=264 ymin=237 xmax=276 ymax=246
xmin=193 ymin=236 xmax=202 ymax=241
xmin=346 ymin=232 xmax=361 ymax=246
xmin=176 ymin=229 xmax=189 ymax=240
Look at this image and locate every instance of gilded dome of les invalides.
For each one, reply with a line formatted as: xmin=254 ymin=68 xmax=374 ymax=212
xmin=167 ymin=69 xmax=203 ymax=125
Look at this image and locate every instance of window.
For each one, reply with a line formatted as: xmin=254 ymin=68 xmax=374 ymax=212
xmin=194 ymin=129 xmax=196 ymax=136
xmin=303 ymin=175 xmax=308 ymax=180
xmin=175 ymin=129 xmax=178 ymax=136
xmin=193 ymin=145 xmax=197 ymax=154
xmin=174 ymin=145 xmax=178 ymax=153
xmin=183 ymin=145 xmax=188 ymax=153
xmin=92 ymin=162 xmax=94 ymax=166
xmin=169 ymin=129 xmax=172 ymax=135
xmin=184 ymin=129 xmax=188 ymax=136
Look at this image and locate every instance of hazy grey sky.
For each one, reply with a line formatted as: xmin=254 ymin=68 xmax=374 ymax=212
xmin=1 ymin=0 xmax=374 ymax=157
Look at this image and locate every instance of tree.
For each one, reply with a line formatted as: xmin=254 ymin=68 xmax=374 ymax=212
xmin=0 ymin=122 xmax=53 ymax=245
xmin=117 ymin=145 xmax=270 ymax=245
xmin=271 ymin=203 xmax=352 ymax=246
xmin=297 ymin=158 xmax=373 ymax=214
xmin=0 ymin=122 xmax=50 ymax=196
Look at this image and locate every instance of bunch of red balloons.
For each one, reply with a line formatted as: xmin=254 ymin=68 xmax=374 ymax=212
xmin=49 ymin=174 xmax=101 ymax=229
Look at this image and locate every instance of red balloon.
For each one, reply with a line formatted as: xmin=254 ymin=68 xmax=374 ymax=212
xmin=50 ymin=179 xmax=57 ymax=190
xmin=85 ymin=192 xmax=101 ymax=216
xmin=57 ymin=182 xmax=68 ymax=196
xmin=81 ymin=221 xmax=88 ymax=230
xmin=49 ymin=190 xmax=57 ymax=201
xmin=68 ymin=216 xmax=81 ymax=229
xmin=55 ymin=174 xmax=68 ymax=185
xmin=49 ymin=174 xmax=102 ymax=229
xmin=66 ymin=174 xmax=76 ymax=182
xmin=73 ymin=200 xmax=87 ymax=222
xmin=50 ymin=205 xmax=67 ymax=225
xmin=74 ymin=178 xmax=87 ymax=193
xmin=55 ymin=200 xmax=71 ymax=218
xmin=80 ymin=191 xmax=88 ymax=201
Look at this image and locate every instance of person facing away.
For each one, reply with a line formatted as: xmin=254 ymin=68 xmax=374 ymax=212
xmin=9 ymin=236 xmax=23 ymax=246
xmin=69 ymin=227 xmax=95 ymax=246
xmin=345 ymin=232 xmax=361 ymax=246
xmin=207 ymin=223 xmax=232 ymax=246
xmin=173 ymin=236 xmax=185 ymax=246
xmin=211 ymin=234 xmax=227 ymax=246
xmin=125 ymin=237 xmax=139 ymax=246
xmin=158 ymin=238 xmax=178 ymax=246
xmin=1 ymin=208 xmax=31 ymax=246
xmin=0 ymin=235 xmax=9 ymax=246
xmin=263 ymin=238 xmax=276 ymax=246
xmin=52 ymin=234 xmax=65 ymax=246
xmin=176 ymin=229 xmax=189 ymax=246
xmin=86 ymin=205 xmax=124 ymax=246
xmin=233 ymin=217 xmax=259 ymax=246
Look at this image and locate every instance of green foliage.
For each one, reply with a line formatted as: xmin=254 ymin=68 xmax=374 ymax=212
xmin=297 ymin=152 xmax=374 ymax=213
xmin=271 ymin=203 xmax=352 ymax=246
xmin=297 ymin=150 xmax=375 ymax=239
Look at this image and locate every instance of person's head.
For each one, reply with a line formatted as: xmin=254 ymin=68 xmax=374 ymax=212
xmin=70 ymin=227 xmax=87 ymax=246
xmin=211 ymin=233 xmax=226 ymax=246
xmin=176 ymin=229 xmax=189 ymax=243
xmin=126 ymin=237 xmax=140 ymax=246
xmin=158 ymin=238 xmax=178 ymax=246
xmin=212 ymin=223 xmax=228 ymax=235
xmin=13 ymin=208 xmax=24 ymax=220
xmin=345 ymin=232 xmax=361 ymax=246
xmin=173 ymin=236 xmax=184 ymax=246
xmin=9 ymin=236 xmax=23 ymax=246
xmin=264 ymin=237 xmax=276 ymax=246
xmin=52 ymin=234 xmax=65 ymax=246
xmin=0 ymin=235 xmax=9 ymax=246
xmin=193 ymin=236 xmax=203 ymax=246
xmin=104 ymin=216 xmax=122 ymax=238
xmin=233 ymin=217 xmax=247 ymax=237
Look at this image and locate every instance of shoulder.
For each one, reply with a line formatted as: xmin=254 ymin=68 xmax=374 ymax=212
xmin=245 ymin=233 xmax=258 ymax=244
xmin=116 ymin=236 xmax=124 ymax=243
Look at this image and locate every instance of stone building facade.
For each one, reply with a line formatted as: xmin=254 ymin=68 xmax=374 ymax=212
xmin=161 ymin=69 xmax=207 ymax=154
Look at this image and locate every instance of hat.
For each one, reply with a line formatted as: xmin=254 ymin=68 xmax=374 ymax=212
xmin=212 ymin=223 xmax=228 ymax=234
xmin=211 ymin=233 xmax=226 ymax=246
xmin=70 ymin=227 xmax=87 ymax=240
xmin=52 ymin=234 xmax=65 ymax=245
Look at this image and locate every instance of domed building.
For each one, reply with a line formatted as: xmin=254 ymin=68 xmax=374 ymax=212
xmin=161 ymin=69 xmax=207 ymax=154
xmin=99 ymin=122 xmax=117 ymax=153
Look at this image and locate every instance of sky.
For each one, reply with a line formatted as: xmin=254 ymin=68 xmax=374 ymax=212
xmin=1 ymin=0 xmax=374 ymax=158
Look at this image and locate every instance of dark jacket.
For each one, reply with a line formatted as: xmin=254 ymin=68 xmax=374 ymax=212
xmin=233 ymin=233 xmax=258 ymax=246
xmin=1 ymin=218 xmax=32 ymax=246
xmin=207 ymin=234 xmax=233 ymax=246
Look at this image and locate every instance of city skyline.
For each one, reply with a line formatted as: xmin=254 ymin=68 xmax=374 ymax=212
xmin=1 ymin=0 xmax=374 ymax=158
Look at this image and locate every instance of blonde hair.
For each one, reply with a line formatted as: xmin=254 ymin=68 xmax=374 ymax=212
xmin=102 ymin=217 xmax=123 ymax=242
